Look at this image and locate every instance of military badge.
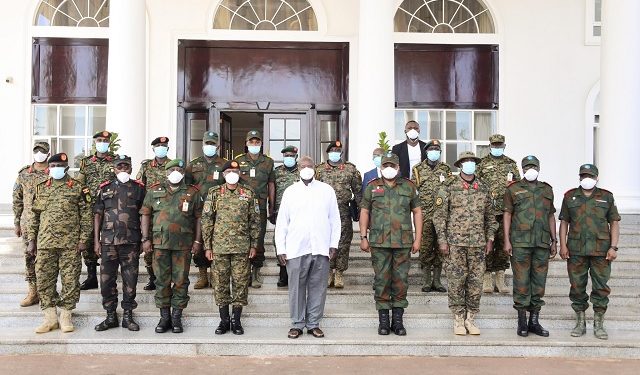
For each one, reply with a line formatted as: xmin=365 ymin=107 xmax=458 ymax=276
xmin=203 ymin=201 xmax=212 ymax=213
xmin=435 ymin=197 xmax=443 ymax=206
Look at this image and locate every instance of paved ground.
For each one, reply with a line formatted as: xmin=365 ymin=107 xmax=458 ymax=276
xmin=1 ymin=355 xmax=639 ymax=375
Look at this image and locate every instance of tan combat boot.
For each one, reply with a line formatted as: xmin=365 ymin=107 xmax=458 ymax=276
xmin=465 ymin=311 xmax=481 ymax=335
xmin=334 ymin=271 xmax=344 ymax=289
xmin=482 ymin=272 xmax=494 ymax=293
xmin=35 ymin=307 xmax=59 ymax=333
xmin=59 ymin=309 xmax=75 ymax=333
xmin=193 ymin=267 xmax=210 ymax=289
xmin=20 ymin=284 xmax=39 ymax=307
xmin=496 ymin=270 xmax=510 ymax=294
xmin=328 ymin=270 xmax=335 ymax=288
xmin=453 ymin=313 xmax=467 ymax=335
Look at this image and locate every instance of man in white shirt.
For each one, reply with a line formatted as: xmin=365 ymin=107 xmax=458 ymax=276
xmin=391 ymin=121 xmax=427 ymax=179
xmin=275 ymin=155 xmax=341 ymax=339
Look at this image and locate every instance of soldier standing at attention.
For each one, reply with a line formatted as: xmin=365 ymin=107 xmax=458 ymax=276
xmin=27 ymin=153 xmax=92 ymax=333
xmin=411 ymin=139 xmax=452 ymax=293
xmin=140 ymin=159 xmax=202 ymax=334
xmin=559 ymin=164 xmax=620 ymax=340
xmin=136 ymin=136 xmax=172 ymax=291
xmin=235 ymin=130 xmax=275 ymax=289
xmin=476 ymin=134 xmax=520 ymax=294
xmin=503 ymin=155 xmax=557 ymax=337
xmin=186 ymin=131 xmax=227 ymax=290
xmin=13 ymin=141 xmax=50 ymax=307
xmin=360 ymin=152 xmax=422 ymax=336
xmin=434 ymin=151 xmax=497 ymax=336
xmin=316 ymin=140 xmax=362 ymax=289
xmin=272 ymin=145 xmax=301 ymax=287
xmin=201 ymin=160 xmax=260 ymax=335
xmin=76 ymin=131 xmax=117 ymax=291
xmin=93 ymin=155 xmax=146 ymax=332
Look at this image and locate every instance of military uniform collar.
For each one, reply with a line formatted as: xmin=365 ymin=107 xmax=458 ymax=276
xmin=152 ymin=158 xmax=168 ymax=168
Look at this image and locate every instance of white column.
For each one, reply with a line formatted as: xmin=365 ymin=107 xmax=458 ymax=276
xmin=599 ymin=0 xmax=640 ymax=213
xmin=351 ymin=0 xmax=396 ymax=170
xmin=106 ymin=0 xmax=146 ymax=166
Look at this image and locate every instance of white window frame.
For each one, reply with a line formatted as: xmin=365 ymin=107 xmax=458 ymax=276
xmin=33 ymin=0 xmax=110 ymax=28
xmin=585 ymin=0 xmax=602 ymax=45
xmin=212 ymin=0 xmax=318 ymax=31
xmin=394 ymin=0 xmax=495 ymax=34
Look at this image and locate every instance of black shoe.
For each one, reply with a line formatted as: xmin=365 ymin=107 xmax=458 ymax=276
xmin=231 ymin=306 xmax=244 ymax=335
xmin=171 ymin=308 xmax=184 ymax=333
xmin=95 ymin=310 xmax=119 ymax=331
xmin=155 ymin=307 xmax=172 ymax=333
xmin=378 ymin=309 xmax=390 ymax=335
xmin=391 ymin=307 xmax=407 ymax=336
xmin=517 ymin=310 xmax=528 ymax=337
xmin=80 ymin=265 xmax=98 ymax=290
xmin=215 ymin=305 xmax=231 ymax=335
xmin=277 ymin=265 xmax=288 ymax=288
xmin=528 ymin=311 xmax=549 ymax=337
xmin=143 ymin=267 xmax=156 ymax=291
xmin=122 ymin=309 xmax=139 ymax=331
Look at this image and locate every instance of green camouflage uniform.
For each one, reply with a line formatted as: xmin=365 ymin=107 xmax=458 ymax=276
xmin=315 ymin=161 xmax=362 ymax=272
xmin=362 ymin=178 xmax=419 ymax=310
xmin=140 ymin=181 xmax=201 ymax=309
xmin=13 ymin=164 xmax=49 ymax=288
xmin=433 ymin=175 xmax=497 ymax=315
xmin=201 ymin=184 xmax=261 ymax=307
xmin=504 ymin=179 xmax=555 ymax=312
xmin=559 ymin=187 xmax=620 ymax=313
xmin=28 ymin=176 xmax=92 ymax=311
xmin=477 ymin=154 xmax=520 ymax=273
xmin=235 ymin=153 xmax=275 ymax=268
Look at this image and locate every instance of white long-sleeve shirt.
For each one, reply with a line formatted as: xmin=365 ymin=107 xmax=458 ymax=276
xmin=274 ymin=179 xmax=341 ymax=260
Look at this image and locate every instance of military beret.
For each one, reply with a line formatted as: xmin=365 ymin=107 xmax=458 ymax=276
xmin=522 ymin=155 xmax=540 ymax=168
xmin=454 ymin=151 xmax=481 ymax=168
xmin=326 ymin=140 xmax=342 ymax=153
xmin=579 ymin=163 xmax=598 ymax=177
xmin=221 ymin=160 xmax=240 ymax=172
xmin=489 ymin=134 xmax=505 ymax=144
xmin=93 ymin=131 xmax=112 ymax=139
xmin=424 ymin=139 xmax=441 ymax=150
xmin=203 ymin=131 xmax=219 ymax=142
xmin=33 ymin=141 xmax=50 ymax=153
xmin=114 ymin=154 xmax=132 ymax=166
xmin=281 ymin=145 xmax=299 ymax=154
xmin=164 ymin=159 xmax=185 ymax=170
xmin=246 ymin=130 xmax=262 ymax=141
xmin=49 ymin=153 xmax=68 ymax=164
xmin=151 ymin=136 xmax=170 ymax=146
xmin=381 ymin=151 xmax=400 ymax=166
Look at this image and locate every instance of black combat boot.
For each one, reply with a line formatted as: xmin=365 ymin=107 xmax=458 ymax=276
xmin=80 ymin=264 xmax=98 ymax=290
xmin=122 ymin=309 xmax=139 ymax=331
xmin=231 ymin=306 xmax=244 ymax=335
xmin=155 ymin=307 xmax=172 ymax=333
xmin=215 ymin=305 xmax=231 ymax=335
xmin=391 ymin=307 xmax=407 ymax=336
xmin=171 ymin=308 xmax=184 ymax=333
xmin=94 ymin=309 xmax=119 ymax=331
xmin=528 ymin=310 xmax=549 ymax=337
xmin=144 ymin=267 xmax=156 ymax=291
xmin=277 ymin=265 xmax=288 ymax=287
xmin=517 ymin=310 xmax=528 ymax=337
xmin=377 ymin=309 xmax=390 ymax=335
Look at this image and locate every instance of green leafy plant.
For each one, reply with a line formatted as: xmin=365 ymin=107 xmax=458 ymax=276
xmin=378 ymin=131 xmax=390 ymax=152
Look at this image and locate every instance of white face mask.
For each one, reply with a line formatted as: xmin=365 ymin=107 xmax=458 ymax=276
xmin=300 ymin=167 xmax=315 ymax=181
xmin=33 ymin=151 xmax=48 ymax=163
xmin=117 ymin=172 xmax=131 ymax=184
xmin=580 ymin=177 xmax=597 ymax=190
xmin=167 ymin=170 xmax=184 ymax=184
xmin=406 ymin=129 xmax=419 ymax=140
xmin=225 ymin=172 xmax=240 ymax=184
xmin=381 ymin=167 xmax=398 ymax=180
xmin=523 ymin=169 xmax=539 ymax=182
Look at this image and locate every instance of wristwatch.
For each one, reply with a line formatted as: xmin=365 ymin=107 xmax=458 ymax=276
xmin=360 ymin=235 xmax=368 ymax=240
xmin=610 ymin=246 xmax=618 ymax=251
xmin=141 ymin=237 xmax=150 ymax=243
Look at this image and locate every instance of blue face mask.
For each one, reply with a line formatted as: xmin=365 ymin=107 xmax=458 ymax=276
xmin=461 ymin=161 xmax=476 ymax=175
xmin=427 ymin=150 xmax=441 ymax=162
xmin=283 ymin=156 xmax=296 ymax=168
xmin=154 ymin=146 xmax=169 ymax=159
xmin=328 ymin=152 xmax=342 ymax=163
xmin=203 ymin=145 xmax=217 ymax=157
xmin=373 ymin=156 xmax=382 ymax=168
xmin=490 ymin=147 xmax=504 ymax=157
xmin=95 ymin=142 xmax=109 ymax=154
xmin=248 ymin=145 xmax=261 ymax=155
xmin=49 ymin=166 xmax=66 ymax=180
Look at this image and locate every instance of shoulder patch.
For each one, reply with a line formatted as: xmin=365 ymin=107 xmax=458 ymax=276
xmin=149 ymin=182 xmax=161 ymax=189
xmin=133 ymin=179 xmax=145 ymax=187
xmin=99 ymin=180 xmax=111 ymax=188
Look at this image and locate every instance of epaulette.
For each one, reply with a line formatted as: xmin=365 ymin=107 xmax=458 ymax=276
xmin=564 ymin=188 xmax=578 ymax=197
xmin=99 ymin=180 xmax=111 ymax=188
xmin=141 ymin=159 xmax=152 ymax=165
xmin=367 ymin=178 xmax=383 ymax=186
xmin=540 ymin=181 xmax=552 ymax=188
xmin=19 ymin=165 xmax=30 ymax=173
xmin=66 ymin=179 xmax=74 ymax=188
xmin=234 ymin=153 xmax=246 ymax=159
xmin=401 ymin=177 xmax=416 ymax=186
xmin=507 ymin=180 xmax=518 ymax=187
xmin=133 ymin=179 xmax=145 ymax=187
xmin=149 ymin=182 xmax=161 ymax=189
xmin=188 ymin=184 xmax=200 ymax=192
xmin=597 ymin=188 xmax=612 ymax=195
xmin=189 ymin=156 xmax=202 ymax=164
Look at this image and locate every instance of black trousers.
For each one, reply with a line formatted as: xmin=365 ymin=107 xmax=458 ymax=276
xmin=100 ymin=244 xmax=140 ymax=311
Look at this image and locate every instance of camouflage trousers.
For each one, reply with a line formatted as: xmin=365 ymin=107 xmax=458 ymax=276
xmin=213 ymin=253 xmax=250 ymax=307
xmin=567 ymin=255 xmax=611 ymax=313
xmin=35 ymin=247 xmax=81 ymax=310
xmin=22 ymin=239 xmax=36 ymax=287
xmin=330 ymin=209 xmax=353 ymax=272
xmin=419 ymin=220 xmax=442 ymax=269
xmin=485 ymin=215 xmax=509 ymax=272
xmin=251 ymin=209 xmax=268 ymax=268
xmin=445 ymin=245 xmax=486 ymax=315
xmin=371 ymin=247 xmax=411 ymax=310
xmin=82 ymin=237 xmax=99 ymax=267
xmin=100 ymin=244 xmax=140 ymax=311
xmin=511 ymin=247 xmax=549 ymax=311
xmin=143 ymin=250 xmax=153 ymax=268
xmin=152 ymin=249 xmax=192 ymax=309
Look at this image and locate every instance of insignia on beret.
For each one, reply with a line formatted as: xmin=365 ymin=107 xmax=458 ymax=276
xmin=585 ymin=165 xmax=590 ymax=169
xmin=231 ymin=161 xmax=239 ymax=168
xmin=528 ymin=156 xmax=533 ymax=160
xmin=435 ymin=197 xmax=443 ymax=206
xmin=61 ymin=154 xmax=67 ymax=161
xmin=179 ymin=161 xmax=184 ymax=167
xmin=335 ymin=141 xmax=341 ymax=147
xmin=161 ymin=137 xmax=167 ymax=143
xmin=102 ymin=131 xmax=109 ymax=137
xmin=209 ymin=132 xmax=213 ymax=136
xmin=251 ymin=131 xmax=257 ymax=135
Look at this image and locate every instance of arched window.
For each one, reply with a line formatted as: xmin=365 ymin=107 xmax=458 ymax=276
xmin=34 ymin=0 xmax=109 ymax=27
xmin=213 ymin=0 xmax=317 ymax=31
xmin=394 ymin=0 xmax=495 ymax=34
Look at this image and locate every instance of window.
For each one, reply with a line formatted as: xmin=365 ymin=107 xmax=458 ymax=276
xmin=394 ymin=0 xmax=495 ymax=34
xmin=585 ymin=0 xmax=602 ymax=45
xmin=33 ymin=104 xmax=107 ymax=170
xmin=213 ymin=0 xmax=317 ymax=31
xmin=395 ymin=109 xmax=497 ymax=170
xmin=34 ymin=0 xmax=109 ymax=27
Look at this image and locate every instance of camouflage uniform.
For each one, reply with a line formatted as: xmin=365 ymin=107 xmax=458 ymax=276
xmin=201 ymin=184 xmax=260 ymax=307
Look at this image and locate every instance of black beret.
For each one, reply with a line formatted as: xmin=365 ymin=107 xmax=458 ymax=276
xmin=49 ymin=153 xmax=69 ymax=163
xmin=221 ymin=160 xmax=240 ymax=172
xmin=326 ymin=140 xmax=342 ymax=153
xmin=93 ymin=131 xmax=112 ymax=139
xmin=281 ymin=145 xmax=299 ymax=154
xmin=151 ymin=136 xmax=169 ymax=146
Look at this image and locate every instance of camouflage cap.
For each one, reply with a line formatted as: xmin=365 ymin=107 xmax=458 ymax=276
xmin=325 ymin=140 xmax=342 ymax=153
xmin=579 ymin=163 xmax=599 ymax=177
xmin=221 ymin=160 xmax=240 ymax=172
xmin=424 ymin=139 xmax=442 ymax=150
xmin=164 ymin=158 xmax=185 ymax=170
xmin=489 ymin=134 xmax=505 ymax=144
xmin=33 ymin=141 xmax=50 ymax=153
xmin=49 ymin=153 xmax=68 ymax=164
xmin=281 ymin=145 xmax=299 ymax=154
xmin=521 ymin=155 xmax=540 ymax=168
xmin=454 ymin=151 xmax=481 ymax=167
xmin=151 ymin=136 xmax=170 ymax=146
xmin=381 ymin=151 xmax=400 ymax=166
xmin=93 ymin=130 xmax=112 ymax=139
xmin=246 ymin=130 xmax=262 ymax=141
xmin=113 ymin=154 xmax=132 ymax=166
xmin=203 ymin=131 xmax=219 ymax=142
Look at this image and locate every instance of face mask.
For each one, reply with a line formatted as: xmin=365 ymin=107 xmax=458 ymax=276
xmin=225 ymin=172 xmax=240 ymax=185
xmin=381 ymin=167 xmax=398 ymax=180
xmin=523 ymin=169 xmax=539 ymax=182
xmin=426 ymin=150 xmax=441 ymax=162
xmin=406 ymin=129 xmax=419 ymax=140
xmin=490 ymin=147 xmax=504 ymax=157
xmin=580 ymin=177 xmax=597 ymax=190
xmin=49 ymin=167 xmax=66 ymax=180
xmin=33 ymin=151 xmax=48 ymax=163
xmin=283 ymin=156 xmax=297 ymax=168
xmin=461 ymin=161 xmax=476 ymax=175
xmin=202 ymin=145 xmax=217 ymax=157
xmin=300 ymin=167 xmax=315 ymax=181
xmin=167 ymin=170 xmax=184 ymax=184
xmin=248 ymin=145 xmax=261 ymax=155
xmin=116 ymin=172 xmax=131 ymax=184
xmin=328 ymin=152 xmax=341 ymax=163
xmin=96 ymin=142 xmax=109 ymax=154
xmin=373 ymin=156 xmax=382 ymax=168
xmin=154 ymin=146 xmax=169 ymax=159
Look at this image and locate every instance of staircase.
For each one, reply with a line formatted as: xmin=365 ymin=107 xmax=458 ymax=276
xmin=0 ymin=213 xmax=638 ymax=357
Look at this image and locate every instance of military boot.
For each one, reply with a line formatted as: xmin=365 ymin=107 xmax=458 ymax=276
xmin=231 ymin=306 xmax=244 ymax=335
xmin=277 ymin=265 xmax=288 ymax=288
xmin=482 ymin=272 xmax=494 ymax=293
xmin=327 ymin=269 xmax=335 ymax=288
xmin=171 ymin=308 xmax=184 ymax=333
xmin=334 ymin=271 xmax=344 ymax=289
xmin=464 ymin=311 xmax=481 ymax=335
xmin=517 ymin=310 xmax=528 ymax=337
xmin=594 ymin=311 xmax=608 ymax=340
xmin=59 ymin=309 xmax=75 ymax=333
xmin=453 ymin=313 xmax=467 ymax=335
xmin=35 ymin=307 xmax=59 ymax=334
xmin=215 ymin=305 xmax=231 ymax=335
xmin=155 ymin=307 xmax=172 ymax=333
xmin=144 ymin=267 xmax=156 ymax=291
xmin=421 ymin=267 xmax=433 ymax=292
xmin=377 ymin=309 xmax=390 ymax=335
xmin=79 ymin=264 xmax=98 ymax=290
xmin=20 ymin=284 xmax=39 ymax=307
xmin=431 ymin=266 xmax=447 ymax=293
xmin=495 ymin=270 xmax=510 ymax=294
xmin=391 ymin=307 xmax=407 ymax=336
xmin=95 ymin=309 xmax=119 ymax=331
xmin=250 ymin=266 xmax=263 ymax=289
xmin=528 ymin=311 xmax=549 ymax=337
xmin=193 ymin=267 xmax=210 ymax=289
xmin=122 ymin=309 xmax=140 ymax=331
xmin=570 ymin=311 xmax=586 ymax=337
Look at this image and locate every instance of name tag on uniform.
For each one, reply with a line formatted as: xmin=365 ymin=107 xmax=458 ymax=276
xmin=182 ymin=201 xmax=189 ymax=212
xmin=507 ymin=172 xmax=513 ymax=182
xmin=439 ymin=174 xmax=445 ymax=183
xmin=250 ymin=168 xmax=256 ymax=178
xmin=213 ymin=171 xmax=219 ymax=180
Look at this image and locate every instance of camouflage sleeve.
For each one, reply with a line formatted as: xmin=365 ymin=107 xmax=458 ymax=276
xmin=352 ymin=167 xmax=363 ymax=204
xmin=192 ymin=189 xmax=203 ymax=218
xmin=511 ymin=161 xmax=521 ymax=180
xmin=484 ymin=190 xmax=498 ymax=242
xmin=78 ymin=186 xmax=93 ymax=245
xmin=362 ymin=183 xmax=373 ymax=210
xmin=184 ymin=163 xmax=194 ymax=185
xmin=139 ymin=189 xmax=154 ymax=215
xmin=607 ymin=195 xmax=622 ymax=222
xmin=28 ymin=187 xmax=43 ymax=241
xmin=12 ymin=176 xmax=23 ymax=226
xmin=314 ymin=165 xmax=322 ymax=180
xmin=76 ymin=160 xmax=87 ymax=186
xmin=475 ymin=160 xmax=485 ymax=180
xmin=548 ymin=187 xmax=556 ymax=215
xmin=201 ymin=189 xmax=216 ymax=249
xmin=136 ymin=163 xmax=146 ymax=186
xmin=409 ymin=184 xmax=420 ymax=210
xmin=558 ymin=196 xmax=570 ymax=222
xmin=433 ymin=187 xmax=449 ymax=246
xmin=268 ymin=160 xmax=276 ymax=183
xmin=93 ymin=189 xmax=105 ymax=215
xmin=411 ymin=166 xmax=420 ymax=186
xmin=249 ymin=193 xmax=261 ymax=249
xmin=503 ymin=187 xmax=515 ymax=213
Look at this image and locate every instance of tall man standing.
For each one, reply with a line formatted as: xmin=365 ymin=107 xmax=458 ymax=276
xmin=391 ymin=120 xmax=427 ymax=179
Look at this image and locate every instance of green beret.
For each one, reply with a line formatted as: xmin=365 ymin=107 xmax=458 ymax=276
xmin=521 ymin=155 xmax=539 ymax=168
xmin=114 ymin=154 xmax=132 ymax=166
xmin=326 ymin=140 xmax=342 ymax=153
xmin=33 ymin=141 xmax=50 ymax=153
xmin=221 ymin=160 xmax=240 ymax=172
xmin=93 ymin=131 xmax=112 ymax=139
xmin=381 ymin=151 xmax=399 ymax=166
xmin=281 ymin=145 xmax=299 ymax=154
xmin=579 ymin=164 xmax=598 ymax=177
xmin=489 ymin=134 xmax=505 ymax=144
xmin=165 ymin=159 xmax=185 ymax=170
xmin=49 ymin=153 xmax=69 ymax=164
xmin=246 ymin=130 xmax=262 ymax=141
xmin=203 ymin=131 xmax=219 ymax=142
xmin=151 ymin=136 xmax=170 ymax=146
